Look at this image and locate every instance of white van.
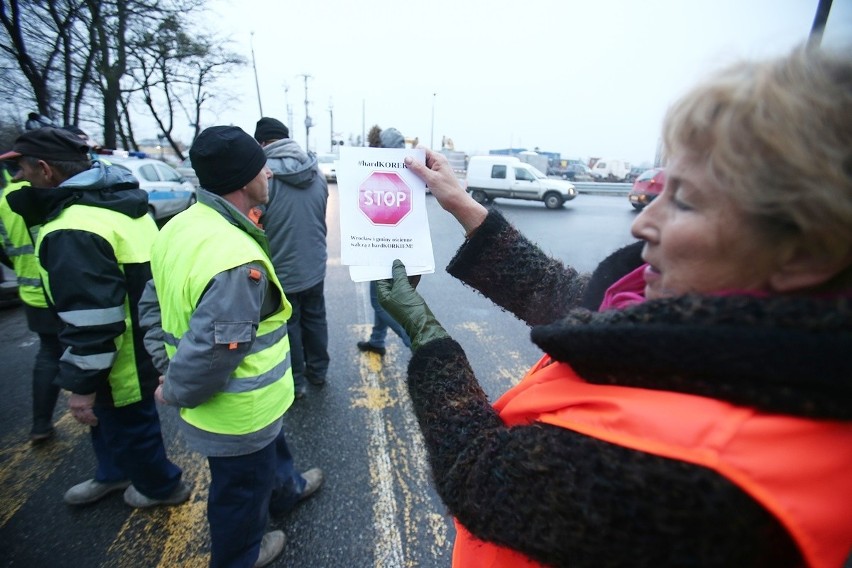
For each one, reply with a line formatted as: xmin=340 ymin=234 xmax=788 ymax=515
xmin=590 ymin=158 xmax=631 ymax=182
xmin=465 ymin=156 xmax=576 ymax=209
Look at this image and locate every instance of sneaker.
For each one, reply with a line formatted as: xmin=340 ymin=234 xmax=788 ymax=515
xmin=298 ymin=468 xmax=324 ymax=503
xmin=64 ymin=478 xmax=131 ymax=505
xmin=254 ymin=530 xmax=286 ymax=568
xmin=30 ymin=427 xmax=55 ymax=444
xmin=357 ymin=341 xmax=385 ymax=356
xmin=123 ymin=480 xmax=191 ymax=508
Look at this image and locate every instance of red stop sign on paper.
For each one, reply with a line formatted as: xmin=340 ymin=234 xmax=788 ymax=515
xmin=358 ymin=171 xmax=412 ymax=226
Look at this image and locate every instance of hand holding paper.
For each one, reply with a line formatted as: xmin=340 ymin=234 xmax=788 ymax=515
xmin=337 ymin=146 xmax=435 ymax=282
xmin=377 ymin=259 xmax=449 ymax=352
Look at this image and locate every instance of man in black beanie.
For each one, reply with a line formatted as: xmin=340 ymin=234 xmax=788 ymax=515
xmin=254 ymin=117 xmax=289 ymax=142
xmin=140 ymin=125 xmax=323 ymax=568
xmin=253 ymin=117 xmax=330 ymax=400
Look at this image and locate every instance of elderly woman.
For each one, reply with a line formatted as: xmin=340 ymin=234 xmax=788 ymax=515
xmin=379 ymin=46 xmax=852 ymax=568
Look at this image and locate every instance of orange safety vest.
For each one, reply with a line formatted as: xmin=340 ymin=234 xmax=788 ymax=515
xmin=452 ymin=356 xmax=852 ymax=568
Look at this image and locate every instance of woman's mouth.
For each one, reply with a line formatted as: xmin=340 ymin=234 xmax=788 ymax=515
xmin=643 ymin=264 xmax=661 ymax=286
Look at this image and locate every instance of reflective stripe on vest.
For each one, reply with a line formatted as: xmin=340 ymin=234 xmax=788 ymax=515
xmin=452 ymin=355 xmax=852 ymax=568
xmin=151 ymin=203 xmax=294 ymax=436
xmin=36 ymin=204 xmax=159 ymax=406
xmin=0 ymin=180 xmax=47 ymax=307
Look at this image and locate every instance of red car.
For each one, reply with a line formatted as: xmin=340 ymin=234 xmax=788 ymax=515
xmin=628 ymin=168 xmax=666 ymax=210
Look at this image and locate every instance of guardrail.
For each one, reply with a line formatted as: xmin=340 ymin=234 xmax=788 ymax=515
xmin=451 ymin=174 xmax=631 ymax=196
xmin=572 ymin=181 xmax=631 ymax=195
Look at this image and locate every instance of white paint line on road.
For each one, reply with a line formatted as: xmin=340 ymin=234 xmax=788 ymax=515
xmin=355 ymin=281 xmax=406 ymax=568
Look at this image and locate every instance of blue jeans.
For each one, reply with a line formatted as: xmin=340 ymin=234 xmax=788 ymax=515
xmin=368 ymin=281 xmax=411 ymax=348
xmin=287 ymin=281 xmax=330 ymax=387
xmin=91 ymin=396 xmax=183 ymax=499
xmin=208 ymin=429 xmax=305 ymax=568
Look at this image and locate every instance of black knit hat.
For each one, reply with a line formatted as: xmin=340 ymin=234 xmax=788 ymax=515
xmin=254 ymin=117 xmax=289 ymax=143
xmin=190 ymin=126 xmax=267 ymax=195
xmin=0 ymin=127 xmax=89 ymax=162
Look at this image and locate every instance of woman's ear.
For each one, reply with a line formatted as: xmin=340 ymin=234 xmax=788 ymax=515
xmin=769 ymin=244 xmax=852 ymax=292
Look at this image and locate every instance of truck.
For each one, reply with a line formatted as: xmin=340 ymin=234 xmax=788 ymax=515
xmin=589 ymin=158 xmax=631 ymax=182
xmin=516 ymin=151 xmax=550 ymax=174
xmin=465 ymin=155 xmax=577 ymax=209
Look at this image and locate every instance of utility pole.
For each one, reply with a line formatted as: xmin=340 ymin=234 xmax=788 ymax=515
xmin=361 ymin=99 xmax=365 ymax=147
xmin=300 ymin=73 xmax=312 ymax=151
xmin=283 ymin=82 xmax=293 ymax=136
xmin=250 ymin=32 xmax=263 ymax=117
xmin=328 ymin=98 xmax=334 ymax=153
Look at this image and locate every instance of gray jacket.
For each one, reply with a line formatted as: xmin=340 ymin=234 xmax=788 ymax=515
xmin=260 ymin=139 xmax=328 ymax=293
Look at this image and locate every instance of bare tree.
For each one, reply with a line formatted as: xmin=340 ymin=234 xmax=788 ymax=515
xmin=0 ymin=0 xmax=89 ymax=124
xmin=124 ymin=15 xmax=244 ymax=158
xmin=1 ymin=0 xmax=243 ymax=152
xmin=181 ymin=41 xmax=245 ymax=149
xmin=84 ymin=0 xmax=132 ymax=149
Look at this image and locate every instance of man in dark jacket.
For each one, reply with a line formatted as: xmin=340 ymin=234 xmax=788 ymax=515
xmin=2 ymin=127 xmax=188 ymax=509
xmin=254 ymin=117 xmax=330 ymax=398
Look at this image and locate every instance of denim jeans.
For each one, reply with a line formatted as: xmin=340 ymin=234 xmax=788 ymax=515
xmin=286 ymin=280 xmax=330 ymax=386
xmin=368 ymin=280 xmax=411 ymax=349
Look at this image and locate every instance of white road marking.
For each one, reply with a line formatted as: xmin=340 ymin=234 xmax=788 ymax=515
xmin=356 ymin=281 xmax=405 ymax=568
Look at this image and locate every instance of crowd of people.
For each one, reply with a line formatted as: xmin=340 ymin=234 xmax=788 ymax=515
xmin=0 ymin=120 xmax=326 ymax=567
xmin=0 ymin=43 xmax=850 ymax=567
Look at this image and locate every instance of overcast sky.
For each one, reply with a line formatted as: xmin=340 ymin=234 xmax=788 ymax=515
xmin=194 ymin=0 xmax=851 ymax=165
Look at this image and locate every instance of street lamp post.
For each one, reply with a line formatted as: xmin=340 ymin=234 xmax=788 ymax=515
xmin=250 ymin=32 xmax=264 ymax=117
xmin=328 ymin=98 xmax=334 ymax=153
xmin=301 ymin=73 xmax=312 ymax=151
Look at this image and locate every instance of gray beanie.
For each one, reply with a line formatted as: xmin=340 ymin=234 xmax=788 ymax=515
xmin=379 ymin=127 xmax=404 ymax=149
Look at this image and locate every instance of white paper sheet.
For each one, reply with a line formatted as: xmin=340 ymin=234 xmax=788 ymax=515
xmin=337 ymin=147 xmax=435 ymax=281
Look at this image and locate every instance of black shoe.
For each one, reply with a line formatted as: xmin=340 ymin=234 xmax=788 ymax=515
xmin=294 ymin=382 xmax=307 ymax=399
xmin=30 ymin=427 xmax=55 ymax=444
xmin=357 ymin=341 xmax=386 ymax=356
xmin=306 ymin=373 xmax=326 ymax=386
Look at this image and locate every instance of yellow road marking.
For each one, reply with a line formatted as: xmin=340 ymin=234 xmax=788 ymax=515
xmin=353 ymin=342 xmax=405 ymax=567
xmin=104 ymin=443 xmax=211 ymax=567
xmin=0 ymin=409 xmax=78 ymax=528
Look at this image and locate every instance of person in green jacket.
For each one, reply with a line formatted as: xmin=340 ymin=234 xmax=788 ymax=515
xmin=2 ymin=127 xmax=189 ymax=510
xmin=0 ymin=164 xmax=62 ymax=442
xmin=141 ymin=126 xmax=323 ymax=568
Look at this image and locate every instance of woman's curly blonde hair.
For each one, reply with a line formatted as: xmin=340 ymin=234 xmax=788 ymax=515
xmin=663 ymin=45 xmax=852 ymax=278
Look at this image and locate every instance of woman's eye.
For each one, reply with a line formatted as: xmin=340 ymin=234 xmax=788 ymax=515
xmin=666 ymin=180 xmax=693 ymax=211
xmin=672 ymin=196 xmax=693 ymax=211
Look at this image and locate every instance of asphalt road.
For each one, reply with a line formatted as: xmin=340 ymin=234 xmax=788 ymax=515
xmin=0 ymin=189 xmax=639 ymax=568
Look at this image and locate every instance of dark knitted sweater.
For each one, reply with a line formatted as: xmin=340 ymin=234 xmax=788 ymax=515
xmin=406 ymin=210 xmax=852 ymax=567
